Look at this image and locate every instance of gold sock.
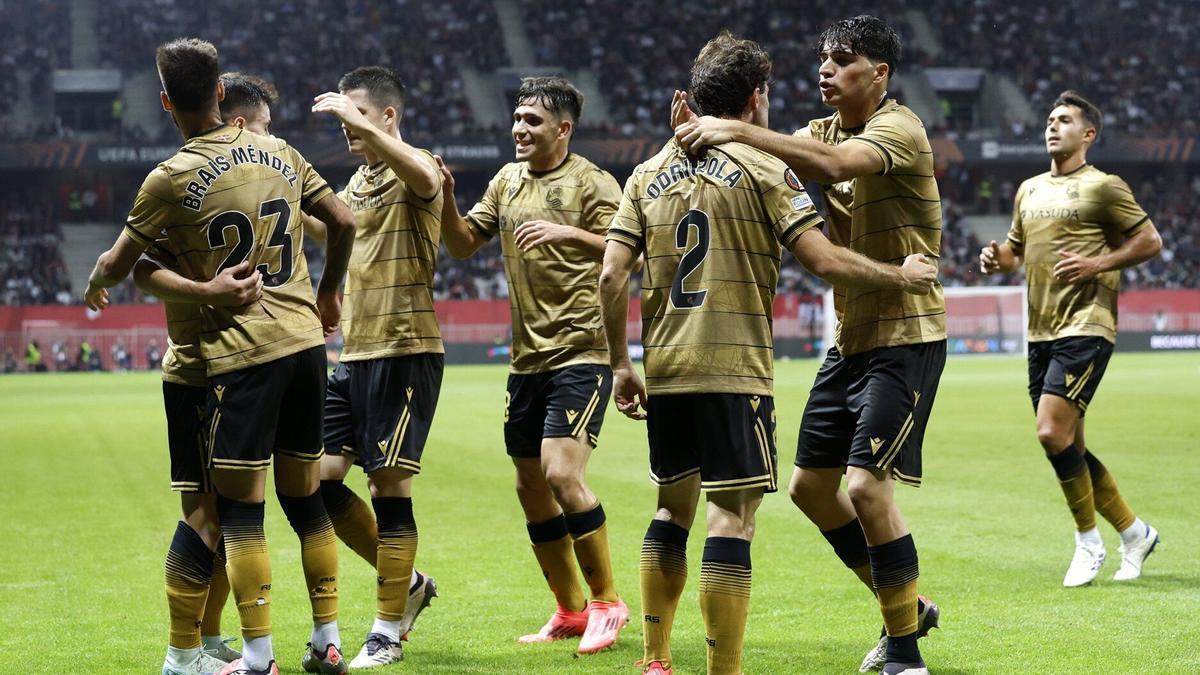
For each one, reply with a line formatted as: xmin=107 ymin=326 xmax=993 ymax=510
xmin=640 ymin=520 xmax=688 ymax=668
xmin=699 ymin=537 xmax=752 ymax=675
xmin=165 ymin=522 xmax=215 ymax=649
xmin=200 ymin=537 xmax=230 ymax=637
xmin=527 ymin=515 xmax=585 ymax=612
xmin=1047 ymin=445 xmax=1096 ymax=531
xmin=374 ymin=497 xmax=418 ymax=621
xmin=217 ymin=497 xmax=271 ymax=639
xmin=566 ymin=504 xmax=618 ymax=603
xmin=870 ymin=535 xmax=920 ymax=639
xmin=321 ymin=479 xmax=379 ymax=567
xmin=1084 ymin=451 xmax=1137 ymax=532
xmin=852 ymin=563 xmax=876 ymax=591
xmin=278 ymin=490 xmax=340 ymax=624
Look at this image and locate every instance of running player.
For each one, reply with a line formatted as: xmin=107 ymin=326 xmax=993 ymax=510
xmin=605 ymin=31 xmax=936 ymax=675
xmin=675 ymin=16 xmax=946 ymax=674
xmin=980 ymin=90 xmax=1162 ymax=587
xmin=83 ymin=38 xmax=357 ymax=675
xmin=308 ymin=65 xmax=443 ymax=668
xmin=436 ymin=76 xmax=629 ymax=653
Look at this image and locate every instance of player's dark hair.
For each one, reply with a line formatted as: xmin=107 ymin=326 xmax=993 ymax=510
xmin=155 ymin=38 xmax=220 ymax=113
xmin=689 ymin=31 xmax=772 ymax=118
xmin=338 ymin=66 xmax=407 ymax=113
xmin=516 ymin=76 xmax=584 ymax=123
xmin=1053 ymin=90 xmax=1103 ymax=138
xmin=818 ymin=15 xmax=901 ymax=78
xmin=219 ymin=72 xmax=277 ymax=121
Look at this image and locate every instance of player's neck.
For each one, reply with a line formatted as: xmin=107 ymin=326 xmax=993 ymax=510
xmin=838 ymin=90 xmax=886 ymax=130
xmin=527 ymin=144 xmax=569 ymax=173
xmin=173 ymin=109 xmax=225 ymax=140
xmin=1050 ymin=151 xmax=1087 ymax=176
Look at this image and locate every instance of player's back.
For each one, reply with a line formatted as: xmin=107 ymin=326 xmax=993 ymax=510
xmin=124 ymin=125 xmax=334 ymax=375
xmin=610 ymin=140 xmax=822 ymax=396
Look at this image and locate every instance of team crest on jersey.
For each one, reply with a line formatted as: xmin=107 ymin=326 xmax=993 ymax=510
xmin=507 ymin=184 xmax=520 ymax=200
xmin=545 ymin=186 xmax=564 ymax=209
xmin=784 ymin=168 xmax=802 ymax=191
xmin=1066 ymin=182 xmax=1080 ymax=200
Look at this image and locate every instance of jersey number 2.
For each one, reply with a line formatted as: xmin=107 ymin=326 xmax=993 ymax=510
xmin=669 ymin=209 xmax=710 ymax=309
xmin=207 ymin=198 xmax=294 ymax=288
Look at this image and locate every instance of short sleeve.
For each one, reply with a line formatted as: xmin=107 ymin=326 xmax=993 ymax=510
xmin=294 ymin=149 xmax=334 ymax=212
xmin=581 ymin=169 xmax=622 ymax=235
xmin=466 ymin=171 xmax=502 ymax=239
xmin=847 ymin=109 xmax=920 ymax=175
xmin=606 ymin=175 xmax=645 ymax=253
xmin=1101 ymin=175 xmax=1151 ymax=237
xmin=759 ymin=162 xmax=824 ymax=249
xmin=124 ymin=167 xmax=175 ymax=246
xmin=1006 ymin=182 xmax=1026 ymax=251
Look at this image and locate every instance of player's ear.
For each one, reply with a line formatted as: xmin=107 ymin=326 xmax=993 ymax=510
xmin=384 ymin=105 xmax=398 ymax=130
xmin=216 ymin=79 xmax=225 ymax=103
xmin=874 ymin=61 xmax=890 ymax=86
xmin=231 ymin=115 xmax=246 ymax=130
xmin=557 ymin=116 xmax=573 ymax=141
xmin=160 ymin=91 xmax=172 ymax=113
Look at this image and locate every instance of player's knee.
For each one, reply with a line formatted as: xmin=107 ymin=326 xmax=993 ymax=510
xmin=845 ymin=478 xmax=886 ymax=516
xmin=543 ymin=465 xmax=585 ymax=505
xmin=1036 ymin=422 xmax=1071 ymax=452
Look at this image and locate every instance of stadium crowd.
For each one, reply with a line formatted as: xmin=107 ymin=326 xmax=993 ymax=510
xmin=94 ymin=0 xmax=506 ymax=141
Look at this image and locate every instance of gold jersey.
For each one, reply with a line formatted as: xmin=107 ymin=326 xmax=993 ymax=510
xmin=467 ymin=153 xmax=620 ymax=374
xmin=143 ymin=240 xmax=206 ymax=387
xmin=608 ymin=139 xmax=824 ymax=396
xmin=1006 ymin=164 xmax=1150 ymax=343
xmin=338 ymin=155 xmax=444 ymax=361
xmin=123 ymin=125 xmax=334 ymax=376
xmin=805 ymin=100 xmax=945 ymax=356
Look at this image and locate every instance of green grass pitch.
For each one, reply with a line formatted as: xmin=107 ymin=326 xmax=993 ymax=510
xmin=1 ymin=353 xmax=1197 ymax=673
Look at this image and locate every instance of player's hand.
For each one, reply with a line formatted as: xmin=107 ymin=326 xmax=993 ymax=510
xmin=671 ymin=90 xmax=698 ymax=130
xmin=316 ymin=288 xmax=342 ymax=337
xmin=434 ymin=155 xmax=456 ymax=196
xmin=1054 ymin=250 xmax=1101 ymax=284
xmin=311 ymin=92 xmax=370 ymax=133
xmin=514 ymin=220 xmax=575 ymax=252
xmin=979 ymin=240 xmax=1002 ymax=275
xmin=675 ymin=116 xmax=736 ymax=154
xmin=205 ymin=261 xmax=263 ymax=306
xmin=84 ymin=284 xmax=109 ymax=311
xmin=899 ymin=254 xmax=937 ymax=295
xmin=612 ymin=362 xmax=648 ymax=421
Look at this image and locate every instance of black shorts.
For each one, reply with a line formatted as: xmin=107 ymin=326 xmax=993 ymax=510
xmin=206 ymin=345 xmax=327 ymax=470
xmin=323 ymin=353 xmax=444 ymax=474
xmin=504 ymin=364 xmax=612 ymax=458
xmin=796 ymin=341 xmax=946 ymax=487
xmin=647 ymin=393 xmax=778 ymax=493
xmin=164 ymin=381 xmax=211 ymax=493
xmin=1028 ymin=336 xmax=1113 ymax=416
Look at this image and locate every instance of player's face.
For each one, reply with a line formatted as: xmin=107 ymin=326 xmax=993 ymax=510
xmin=512 ymin=100 xmax=568 ymax=163
xmin=341 ymin=88 xmax=389 ymax=156
xmin=238 ymin=104 xmax=272 ymax=136
xmin=750 ymin=84 xmax=770 ymax=128
xmin=817 ymin=46 xmax=879 ymax=107
xmin=1045 ymin=105 xmax=1093 ymax=156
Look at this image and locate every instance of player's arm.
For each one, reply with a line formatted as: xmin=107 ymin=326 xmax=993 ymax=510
xmin=675 ymin=117 xmax=882 ymax=183
xmin=1054 ymin=221 xmax=1162 ymax=284
xmin=434 ymin=155 xmax=489 ymax=259
xmin=302 ymin=213 xmax=326 ymax=242
xmin=311 ymin=92 xmax=440 ymax=199
xmin=306 ymin=193 xmax=357 ymax=335
xmin=790 ymin=228 xmax=935 ymax=294
xmin=599 ymin=238 xmax=647 ymax=420
xmin=133 ymin=258 xmax=263 ymax=306
xmin=84 ymin=232 xmax=150 ymax=310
